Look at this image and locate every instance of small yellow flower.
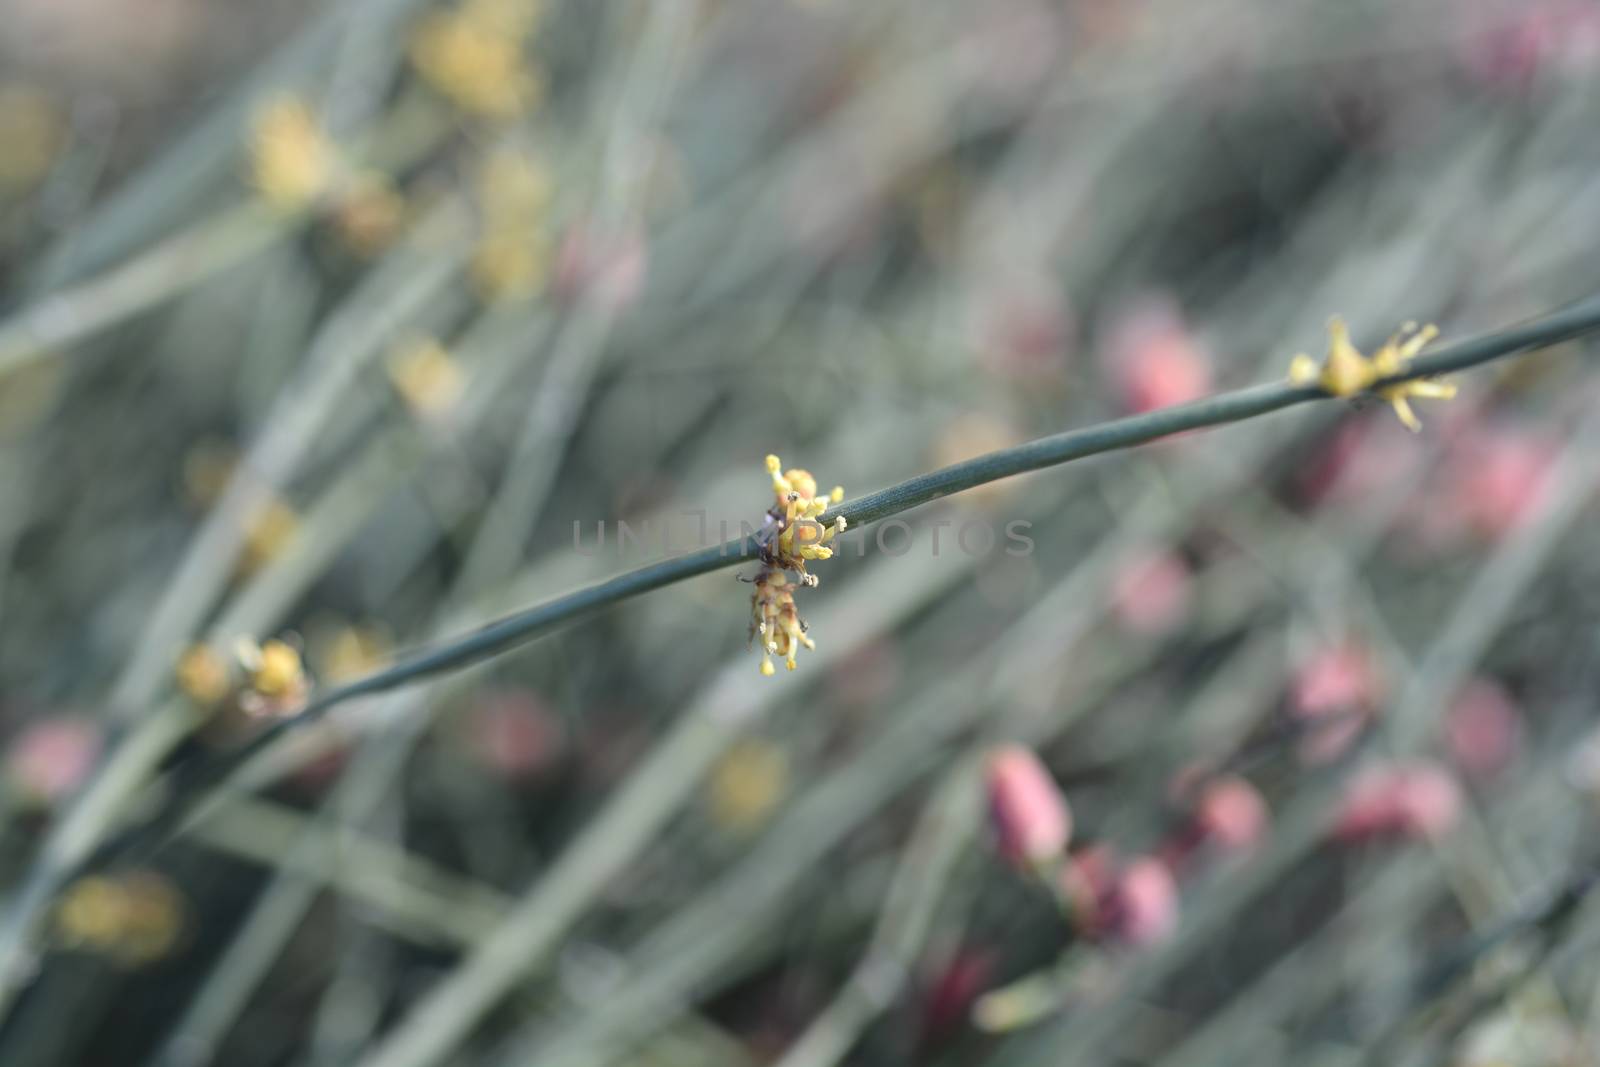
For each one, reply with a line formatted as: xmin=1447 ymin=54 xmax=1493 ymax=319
xmin=471 ymin=235 xmax=550 ymax=302
xmin=241 ymin=496 xmax=300 ymax=574
xmin=251 ymin=639 xmax=306 ymax=700
xmin=319 ymin=624 xmax=391 ymax=684
xmin=232 ymin=636 xmax=310 ymax=716
xmin=409 ymin=0 xmax=544 ymax=119
xmin=388 ymin=336 xmax=466 ymax=420
xmin=469 ymin=149 xmax=554 ymax=301
xmin=749 ymin=455 xmax=846 ymax=675
xmin=57 ymin=871 xmax=184 ymax=966
xmin=176 ymin=644 xmax=232 ymax=708
xmin=706 ymin=738 xmax=789 ymax=832
xmin=249 ymin=96 xmax=335 ymax=212
xmin=1289 ymin=317 xmax=1454 ymax=431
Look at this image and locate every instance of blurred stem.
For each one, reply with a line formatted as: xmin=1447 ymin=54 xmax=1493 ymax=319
xmin=773 ymin=760 xmax=979 ymax=1067
xmin=0 ymin=203 xmax=287 ymax=379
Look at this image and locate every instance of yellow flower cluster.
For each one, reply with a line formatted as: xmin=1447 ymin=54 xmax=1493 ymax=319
xmin=248 ymin=96 xmax=408 ymax=254
xmin=56 ymin=870 xmax=184 ymax=967
xmin=1289 ymin=317 xmax=1456 ymax=431
xmin=387 ymin=336 xmax=466 ymax=421
xmin=749 ymin=455 xmax=847 ymax=675
xmin=176 ymin=637 xmax=311 ymax=721
xmin=249 ymin=97 xmax=336 ymax=212
xmin=241 ymin=496 xmax=300 ymax=575
xmin=410 ymin=0 xmax=545 ymax=119
xmin=471 ymin=149 xmax=555 ymax=301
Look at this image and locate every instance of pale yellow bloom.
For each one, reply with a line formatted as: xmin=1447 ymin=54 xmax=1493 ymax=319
xmin=57 ymin=871 xmax=184 ymax=966
xmin=410 ymin=0 xmax=544 ymax=118
xmin=249 ymin=96 xmax=335 ymax=211
xmin=1289 ymin=317 xmax=1454 ymax=431
xmin=751 ymin=455 xmax=846 ymax=674
xmin=388 ymin=337 xmax=466 ymax=420
xmin=470 ymin=150 xmax=555 ymax=301
xmin=241 ymin=497 xmax=300 ymax=574
xmin=176 ymin=644 xmax=231 ymax=708
xmin=706 ymin=739 xmax=789 ymax=832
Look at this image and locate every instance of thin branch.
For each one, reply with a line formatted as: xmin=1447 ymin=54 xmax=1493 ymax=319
xmin=88 ymin=293 xmax=1596 ymax=854
xmin=269 ymin=294 xmax=1600 ymax=726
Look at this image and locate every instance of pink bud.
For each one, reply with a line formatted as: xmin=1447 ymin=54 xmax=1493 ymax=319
xmin=465 ymin=690 xmax=565 ymax=781
xmin=1109 ymin=857 xmax=1180 ymax=947
xmin=1101 ymin=297 xmax=1212 ymax=414
xmin=1290 ymin=643 xmax=1381 ymax=764
xmin=1462 ymin=3 xmax=1600 ymax=91
xmin=1334 ymin=761 xmax=1462 ymax=842
xmin=1109 ymin=550 xmax=1193 ymax=636
xmin=1296 ymin=417 xmax=1423 ymax=508
xmin=1446 ymin=425 xmax=1557 ymax=542
xmin=5 ymin=717 xmax=101 ymax=805
xmin=984 ymin=745 xmax=1071 ymax=868
xmin=1194 ymin=776 xmax=1268 ymax=853
xmin=1445 ymin=679 xmax=1521 ymax=779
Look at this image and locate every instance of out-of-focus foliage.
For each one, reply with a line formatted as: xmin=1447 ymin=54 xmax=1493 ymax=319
xmin=1 ymin=0 xmax=1600 ymax=1065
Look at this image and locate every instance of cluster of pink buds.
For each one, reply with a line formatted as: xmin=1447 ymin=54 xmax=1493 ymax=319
xmin=749 ymin=455 xmax=847 ymax=675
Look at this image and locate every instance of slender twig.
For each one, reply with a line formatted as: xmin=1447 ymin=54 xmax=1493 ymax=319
xmin=227 ymin=293 xmax=1600 ymax=749
xmin=37 ymin=294 xmax=1590 ymax=873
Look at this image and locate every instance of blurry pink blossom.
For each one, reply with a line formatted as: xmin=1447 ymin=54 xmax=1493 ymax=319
xmin=1062 ymin=846 xmax=1179 ymax=947
xmin=552 ymin=221 xmax=648 ymax=314
xmin=1101 ymin=297 xmax=1212 ymax=414
xmin=1445 ymin=679 xmax=1522 ymax=779
xmin=1463 ymin=2 xmax=1600 ymax=91
xmin=1334 ymin=761 xmax=1463 ymax=842
xmin=1194 ymin=776 xmax=1269 ymax=854
xmin=1289 ymin=642 xmax=1382 ymax=764
xmin=1439 ymin=424 xmax=1558 ymax=543
xmin=1296 ymin=416 xmax=1424 ymax=509
xmin=1110 ymin=857 xmax=1180 ymax=947
xmin=5 ymin=716 xmax=100 ymax=805
xmin=1109 ymin=550 xmax=1193 ymax=636
xmin=984 ymin=744 xmax=1071 ymax=869
xmin=465 ymin=690 xmax=565 ymax=781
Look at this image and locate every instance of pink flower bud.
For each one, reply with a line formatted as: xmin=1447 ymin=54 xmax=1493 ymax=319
xmin=1296 ymin=417 xmax=1423 ymax=508
xmin=984 ymin=744 xmax=1071 ymax=869
xmin=1446 ymin=425 xmax=1558 ymax=542
xmin=1109 ymin=550 xmax=1193 ymax=636
xmin=1101 ymin=297 xmax=1212 ymax=414
xmin=5 ymin=716 xmax=100 ymax=806
xmin=464 ymin=690 xmax=565 ymax=781
xmin=1334 ymin=761 xmax=1462 ymax=842
xmin=1194 ymin=776 xmax=1268 ymax=853
xmin=1445 ymin=679 xmax=1521 ymax=780
xmin=1290 ymin=643 xmax=1382 ymax=764
xmin=1109 ymin=857 xmax=1180 ymax=947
